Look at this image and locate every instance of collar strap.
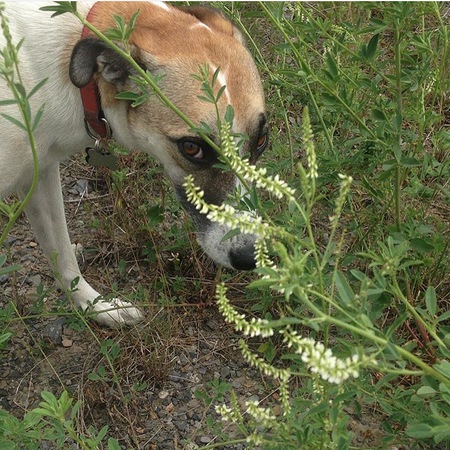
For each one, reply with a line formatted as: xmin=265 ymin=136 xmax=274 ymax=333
xmin=80 ymin=2 xmax=110 ymax=139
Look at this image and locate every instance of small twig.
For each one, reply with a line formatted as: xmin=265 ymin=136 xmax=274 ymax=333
xmin=405 ymin=277 xmax=435 ymax=362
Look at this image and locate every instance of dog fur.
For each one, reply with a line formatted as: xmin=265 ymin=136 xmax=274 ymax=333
xmin=0 ymin=1 xmax=268 ymax=326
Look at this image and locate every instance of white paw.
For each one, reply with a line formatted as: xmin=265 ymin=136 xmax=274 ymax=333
xmin=82 ymin=298 xmax=144 ymax=328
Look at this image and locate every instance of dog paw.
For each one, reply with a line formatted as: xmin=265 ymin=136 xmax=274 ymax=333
xmin=83 ymin=298 xmax=144 ymax=328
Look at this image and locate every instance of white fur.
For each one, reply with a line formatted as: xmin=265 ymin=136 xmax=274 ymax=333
xmin=0 ymin=2 xmax=142 ymax=327
xmin=151 ymin=1 xmax=171 ymax=12
xmin=190 ymin=22 xmax=212 ymax=32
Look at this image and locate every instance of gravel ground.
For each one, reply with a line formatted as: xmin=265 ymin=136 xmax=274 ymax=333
xmin=0 ymin=157 xmax=272 ymax=449
xmin=1 ymin=157 xmax=395 ymax=449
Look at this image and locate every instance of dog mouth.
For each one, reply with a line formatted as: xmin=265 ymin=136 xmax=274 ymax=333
xmin=197 ymin=222 xmax=257 ymax=271
xmin=175 ymin=187 xmax=257 ymax=270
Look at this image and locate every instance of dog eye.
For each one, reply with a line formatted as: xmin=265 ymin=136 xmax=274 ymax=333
xmin=180 ymin=140 xmax=204 ymax=159
xmin=256 ymin=132 xmax=268 ymax=152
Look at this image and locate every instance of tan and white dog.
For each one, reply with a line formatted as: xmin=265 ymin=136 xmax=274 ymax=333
xmin=0 ymin=2 xmax=268 ymax=326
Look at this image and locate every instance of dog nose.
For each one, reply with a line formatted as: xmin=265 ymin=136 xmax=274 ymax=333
xmin=229 ymin=246 xmax=256 ymax=270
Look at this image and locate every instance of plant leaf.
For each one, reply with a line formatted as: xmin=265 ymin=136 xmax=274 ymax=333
xmin=0 ymin=333 xmax=12 ymax=345
xmin=410 ymin=238 xmax=434 ymax=253
xmin=425 ymin=286 xmax=437 ymax=316
xmin=366 ymin=34 xmax=379 ymax=59
xmin=400 ymin=156 xmax=421 ymax=167
xmin=405 ymin=423 xmax=434 ymax=439
xmin=325 ymin=52 xmax=338 ymax=80
xmin=32 ymin=104 xmax=45 ymax=131
xmin=27 ymin=77 xmax=48 ymax=99
xmin=416 ymin=385 xmax=436 ymax=397
xmin=39 ymin=2 xmax=78 ymax=17
xmin=108 ymin=438 xmax=122 ymax=450
xmin=0 ymin=99 xmax=17 ymax=106
xmin=220 ymin=228 xmax=242 ymax=242
xmin=0 ymin=113 xmax=26 ymax=131
xmin=335 ymin=271 xmax=354 ymax=305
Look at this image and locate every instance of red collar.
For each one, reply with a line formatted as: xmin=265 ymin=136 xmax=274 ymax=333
xmin=80 ymin=2 xmax=110 ymax=139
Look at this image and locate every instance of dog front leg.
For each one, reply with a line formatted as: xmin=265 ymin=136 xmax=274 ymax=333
xmin=21 ymin=162 xmax=143 ymax=327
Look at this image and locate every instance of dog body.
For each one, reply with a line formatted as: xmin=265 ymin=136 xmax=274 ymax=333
xmin=0 ymin=2 xmax=268 ymax=326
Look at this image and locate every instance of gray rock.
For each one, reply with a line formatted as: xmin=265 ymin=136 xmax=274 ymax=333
xmin=75 ymin=179 xmax=90 ymax=194
xmin=27 ymin=274 xmax=41 ymax=286
xmin=175 ymin=420 xmax=189 ymax=432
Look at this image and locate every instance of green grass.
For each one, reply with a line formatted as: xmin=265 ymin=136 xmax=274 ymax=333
xmin=1 ymin=2 xmax=450 ymax=449
xmin=233 ymin=0 xmax=449 ymax=309
xmin=213 ymin=3 xmax=450 ymax=448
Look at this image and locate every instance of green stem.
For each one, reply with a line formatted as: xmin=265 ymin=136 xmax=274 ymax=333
xmin=304 ymin=80 xmax=334 ymax=154
xmin=298 ymin=288 xmax=450 ymax=387
xmin=431 ymin=2 xmax=449 ymax=114
xmin=0 ymin=71 xmax=40 ymax=247
xmin=66 ymin=427 xmax=91 ymax=450
xmin=393 ymin=19 xmax=403 ymax=232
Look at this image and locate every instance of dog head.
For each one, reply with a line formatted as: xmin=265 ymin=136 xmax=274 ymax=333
xmin=69 ymin=2 xmax=268 ymax=270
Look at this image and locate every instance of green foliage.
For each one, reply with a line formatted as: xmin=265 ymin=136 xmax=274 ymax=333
xmin=195 ymin=378 xmax=232 ymax=408
xmin=183 ymin=3 xmax=450 ymax=444
xmin=0 ymin=254 xmax=19 ymax=277
xmin=39 ymin=2 xmax=77 ymax=17
xmin=0 ymin=391 xmax=121 ymax=449
xmin=104 ymin=10 xmax=140 ymax=45
xmin=2 ymin=2 xmax=449 ymax=449
xmin=254 ymin=1 xmax=449 ymax=243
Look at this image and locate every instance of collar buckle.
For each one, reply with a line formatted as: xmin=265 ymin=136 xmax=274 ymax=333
xmin=84 ymin=117 xmax=112 ymax=141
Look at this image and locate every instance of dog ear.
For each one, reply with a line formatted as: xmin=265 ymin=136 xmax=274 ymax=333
xmin=69 ymin=38 xmax=132 ymax=88
xmin=179 ymin=6 xmax=246 ymax=44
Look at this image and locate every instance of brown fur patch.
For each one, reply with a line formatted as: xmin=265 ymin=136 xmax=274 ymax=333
xmin=84 ymin=2 xmax=262 ymax=115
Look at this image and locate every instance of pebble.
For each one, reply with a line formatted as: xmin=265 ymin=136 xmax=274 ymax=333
xmin=62 ymin=338 xmax=73 ymax=348
xmin=27 ymin=275 xmax=41 ymax=286
xmin=76 ymin=179 xmax=90 ymax=193
xmin=232 ymin=378 xmax=243 ymax=389
xmin=205 ymin=319 xmax=219 ymax=331
xmin=40 ymin=318 xmax=64 ymax=345
xmin=184 ymin=443 xmax=199 ymax=450
xmin=158 ymin=390 xmax=170 ymax=400
xmin=175 ymin=420 xmax=189 ymax=432
xmin=68 ymin=179 xmax=92 ymax=196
